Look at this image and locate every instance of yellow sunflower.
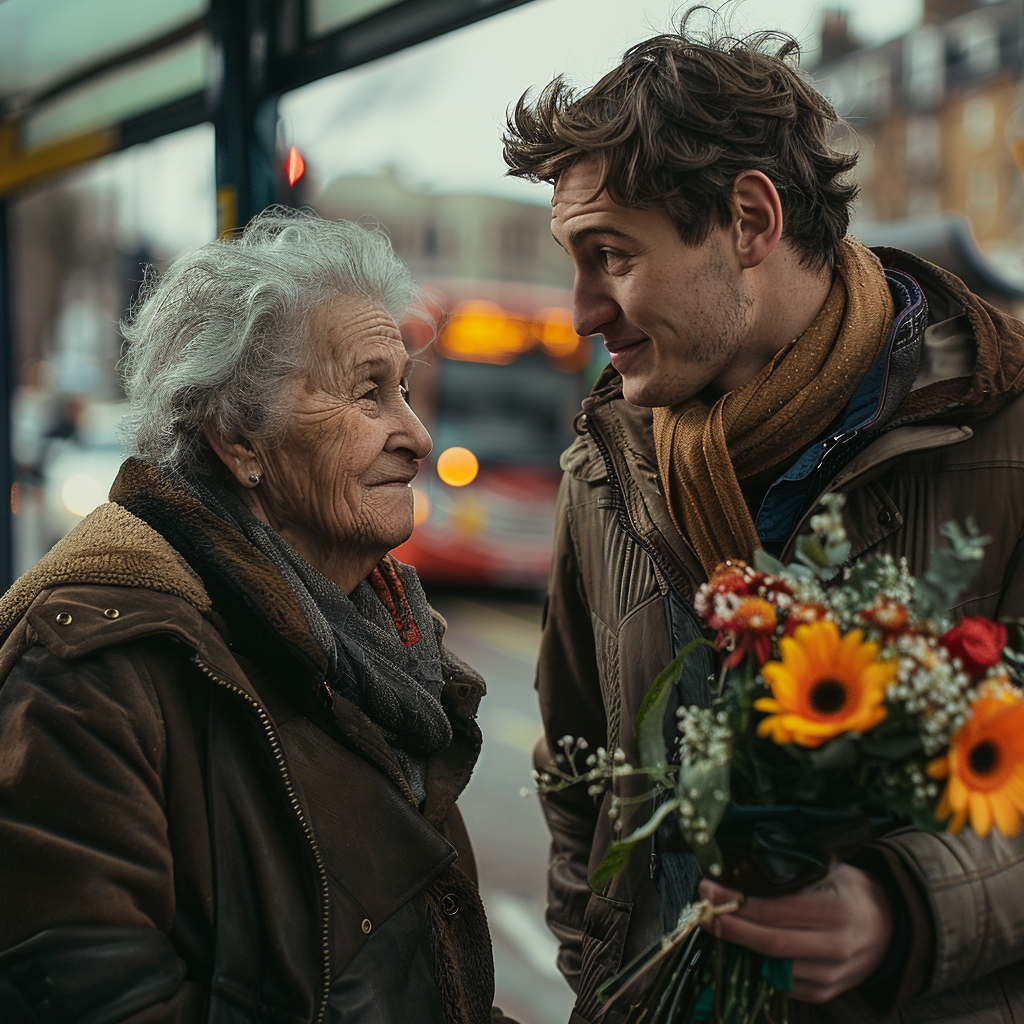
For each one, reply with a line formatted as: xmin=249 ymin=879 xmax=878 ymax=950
xmin=927 ymin=688 xmax=1024 ymax=837
xmin=754 ymin=620 xmax=895 ymax=748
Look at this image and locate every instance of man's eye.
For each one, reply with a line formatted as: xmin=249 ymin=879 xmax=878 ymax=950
xmin=359 ymin=386 xmax=379 ymax=402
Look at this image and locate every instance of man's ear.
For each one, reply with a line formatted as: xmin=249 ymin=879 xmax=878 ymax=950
xmin=730 ymin=170 xmax=784 ymax=270
xmin=204 ymin=427 xmax=263 ymax=489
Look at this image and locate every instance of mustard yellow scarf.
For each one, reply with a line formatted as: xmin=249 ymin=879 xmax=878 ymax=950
xmin=652 ymin=237 xmax=895 ymax=577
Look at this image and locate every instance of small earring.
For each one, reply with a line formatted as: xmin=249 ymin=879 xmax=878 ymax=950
xmin=248 ymin=473 xmax=260 ymax=485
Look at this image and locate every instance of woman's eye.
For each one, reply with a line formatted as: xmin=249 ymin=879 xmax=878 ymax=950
xmin=359 ymin=386 xmax=379 ymax=402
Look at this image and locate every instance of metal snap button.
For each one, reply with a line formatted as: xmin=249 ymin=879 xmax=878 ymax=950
xmin=360 ymin=918 xmax=372 ymax=934
xmin=441 ymin=893 xmax=459 ymax=917
xmin=103 ymin=608 xmax=120 ymax=620
xmin=877 ymin=507 xmax=893 ymax=526
xmin=55 ymin=612 xmax=72 ymax=626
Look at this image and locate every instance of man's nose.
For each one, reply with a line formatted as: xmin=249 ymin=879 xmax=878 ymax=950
xmin=573 ymin=274 xmax=618 ymax=338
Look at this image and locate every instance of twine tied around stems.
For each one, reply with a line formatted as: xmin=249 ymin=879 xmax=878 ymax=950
xmin=599 ymin=898 xmax=744 ymax=1017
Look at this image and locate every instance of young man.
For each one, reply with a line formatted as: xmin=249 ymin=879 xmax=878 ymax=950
xmin=503 ymin=20 xmax=1024 ymax=1024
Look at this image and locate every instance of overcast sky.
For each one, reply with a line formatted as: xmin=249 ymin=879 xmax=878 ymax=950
xmin=280 ymin=0 xmax=924 ymax=207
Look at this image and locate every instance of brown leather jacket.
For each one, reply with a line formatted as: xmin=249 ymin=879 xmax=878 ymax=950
xmin=0 ymin=460 xmax=507 ymax=1024
xmin=535 ymin=252 xmax=1024 ymax=1024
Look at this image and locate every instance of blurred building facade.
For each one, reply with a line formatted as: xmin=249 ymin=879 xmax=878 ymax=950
xmin=816 ymin=0 xmax=1024 ymax=276
xmin=315 ymin=169 xmax=572 ymax=289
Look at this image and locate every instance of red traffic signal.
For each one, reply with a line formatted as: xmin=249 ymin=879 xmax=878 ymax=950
xmin=286 ymin=146 xmax=305 ymax=187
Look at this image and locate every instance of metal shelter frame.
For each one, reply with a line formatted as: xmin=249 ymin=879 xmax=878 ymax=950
xmin=0 ymin=0 xmax=534 ymax=587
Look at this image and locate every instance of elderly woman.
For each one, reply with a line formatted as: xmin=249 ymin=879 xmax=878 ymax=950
xmin=0 ymin=210 xmax=512 ymax=1024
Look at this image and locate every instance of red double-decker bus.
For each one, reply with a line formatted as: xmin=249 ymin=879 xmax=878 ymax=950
xmin=394 ymin=279 xmax=599 ymax=590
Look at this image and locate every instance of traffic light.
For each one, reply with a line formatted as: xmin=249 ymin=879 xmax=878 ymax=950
xmin=275 ymin=145 xmax=308 ymax=206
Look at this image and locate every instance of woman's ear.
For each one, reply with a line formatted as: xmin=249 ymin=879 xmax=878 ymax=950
xmin=204 ymin=427 xmax=263 ymax=489
xmin=730 ymin=170 xmax=784 ymax=270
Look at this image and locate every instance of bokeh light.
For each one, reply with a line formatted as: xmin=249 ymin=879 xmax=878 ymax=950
xmin=436 ymin=446 xmax=479 ymax=487
xmin=61 ymin=474 xmax=107 ymax=518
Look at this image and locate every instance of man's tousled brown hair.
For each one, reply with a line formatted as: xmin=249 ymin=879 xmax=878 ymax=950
xmin=502 ymin=9 xmax=858 ymax=268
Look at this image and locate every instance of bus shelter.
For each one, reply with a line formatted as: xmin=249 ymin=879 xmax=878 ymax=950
xmin=0 ymin=0 xmax=534 ymax=587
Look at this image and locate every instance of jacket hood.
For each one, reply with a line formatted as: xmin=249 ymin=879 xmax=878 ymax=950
xmin=874 ymin=247 xmax=1024 ymax=424
xmin=0 ymin=499 xmax=211 ymax=647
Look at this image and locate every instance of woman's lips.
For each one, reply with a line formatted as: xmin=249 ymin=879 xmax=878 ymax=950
xmin=606 ymin=338 xmax=649 ymax=373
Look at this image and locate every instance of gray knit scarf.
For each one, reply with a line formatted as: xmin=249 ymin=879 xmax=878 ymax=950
xmin=185 ymin=475 xmax=453 ymax=805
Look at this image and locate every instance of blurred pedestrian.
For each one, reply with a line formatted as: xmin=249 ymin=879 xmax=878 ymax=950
xmin=504 ymin=11 xmax=1024 ymax=1024
xmin=0 ymin=208 xmax=515 ymax=1024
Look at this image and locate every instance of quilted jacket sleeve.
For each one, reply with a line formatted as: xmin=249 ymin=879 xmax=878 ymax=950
xmin=534 ymin=475 xmax=608 ymax=991
xmin=0 ymin=643 xmax=204 ymax=1023
xmin=867 ymin=532 xmax=1024 ymax=1001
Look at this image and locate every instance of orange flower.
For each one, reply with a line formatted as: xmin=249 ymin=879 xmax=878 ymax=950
xmin=860 ymin=597 xmax=909 ymax=637
xmin=755 ymin=620 xmax=895 ymax=748
xmin=719 ymin=597 xmax=778 ymax=668
xmin=927 ymin=688 xmax=1024 ymax=837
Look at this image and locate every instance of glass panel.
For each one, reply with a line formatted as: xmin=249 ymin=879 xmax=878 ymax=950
xmin=308 ymin=0 xmax=399 ymax=37
xmin=25 ymin=35 xmax=209 ymax=148
xmin=0 ymin=0 xmax=205 ymax=100
xmin=9 ymin=124 xmax=216 ymax=576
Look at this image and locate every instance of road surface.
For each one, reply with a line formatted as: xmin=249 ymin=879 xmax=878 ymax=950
xmin=429 ymin=592 xmax=576 ymax=1024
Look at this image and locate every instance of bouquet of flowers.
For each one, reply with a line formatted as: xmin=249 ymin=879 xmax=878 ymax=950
xmin=538 ymin=495 xmax=1024 ymax=1023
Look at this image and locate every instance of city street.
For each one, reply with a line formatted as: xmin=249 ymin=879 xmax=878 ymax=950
xmin=429 ymin=592 xmax=576 ymax=1024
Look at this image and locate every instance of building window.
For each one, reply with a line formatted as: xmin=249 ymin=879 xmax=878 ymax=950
xmin=963 ymin=95 xmax=996 ymax=151
xmin=906 ymin=115 xmax=941 ymax=177
xmin=904 ymin=26 xmax=945 ymax=110
xmin=957 ymin=17 xmax=999 ymax=79
xmin=966 ymin=165 xmax=999 ymax=224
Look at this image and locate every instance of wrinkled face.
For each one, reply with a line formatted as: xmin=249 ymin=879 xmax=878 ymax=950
xmin=551 ymin=159 xmax=756 ymax=407
xmin=257 ymin=295 xmax=431 ymax=575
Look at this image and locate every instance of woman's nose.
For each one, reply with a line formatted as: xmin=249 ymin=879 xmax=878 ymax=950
xmin=391 ymin=406 xmax=432 ymax=461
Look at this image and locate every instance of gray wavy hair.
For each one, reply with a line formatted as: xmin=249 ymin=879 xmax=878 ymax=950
xmin=119 ymin=207 xmax=417 ymax=477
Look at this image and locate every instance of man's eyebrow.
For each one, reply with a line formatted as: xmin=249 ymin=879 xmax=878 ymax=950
xmin=553 ymin=225 xmax=636 ymax=249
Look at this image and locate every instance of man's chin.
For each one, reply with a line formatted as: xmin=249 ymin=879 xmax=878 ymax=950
xmin=621 ymin=374 xmax=689 ymax=409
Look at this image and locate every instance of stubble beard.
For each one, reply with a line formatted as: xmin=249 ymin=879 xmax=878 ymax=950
xmin=627 ymin=275 xmax=755 ymax=409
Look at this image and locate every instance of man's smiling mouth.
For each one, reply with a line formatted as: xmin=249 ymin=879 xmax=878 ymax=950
xmin=605 ymin=337 xmax=649 ymax=371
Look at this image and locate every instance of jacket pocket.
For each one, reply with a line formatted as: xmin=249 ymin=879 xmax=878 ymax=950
xmin=573 ymin=892 xmax=632 ymax=1024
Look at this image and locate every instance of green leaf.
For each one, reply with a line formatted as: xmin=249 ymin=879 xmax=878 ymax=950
xmin=753 ymin=548 xmax=787 ymax=575
xmin=588 ymin=798 xmax=681 ymax=889
xmin=858 ymin=734 xmax=923 ymax=761
xmin=883 ymin=795 xmax=944 ymax=832
xmin=589 ymin=840 xmax=638 ymax=890
xmin=807 ymin=735 xmax=859 ymax=771
xmin=634 ymin=638 xmax=713 ymax=768
xmin=675 ymin=759 xmax=731 ymax=873
xmin=913 ymin=518 xmax=991 ymax=619
xmin=797 ymin=535 xmax=828 ymax=568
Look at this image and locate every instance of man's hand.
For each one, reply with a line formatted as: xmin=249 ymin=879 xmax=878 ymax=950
xmin=698 ymin=863 xmax=894 ymax=1004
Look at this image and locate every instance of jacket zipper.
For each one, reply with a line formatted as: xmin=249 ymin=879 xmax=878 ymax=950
xmin=193 ymin=655 xmax=331 ymax=1024
xmin=585 ymin=410 xmax=703 ymax=631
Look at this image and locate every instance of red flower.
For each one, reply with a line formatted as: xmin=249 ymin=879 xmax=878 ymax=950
xmin=708 ymin=561 xmax=757 ymax=596
xmin=784 ymin=602 xmax=830 ymax=637
xmin=941 ymin=617 xmax=1008 ymax=678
